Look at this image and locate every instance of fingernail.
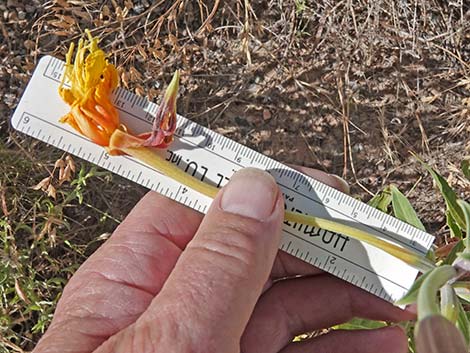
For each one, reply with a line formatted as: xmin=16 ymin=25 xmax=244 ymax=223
xmin=221 ymin=168 xmax=278 ymax=220
xmin=329 ymin=174 xmax=350 ymax=194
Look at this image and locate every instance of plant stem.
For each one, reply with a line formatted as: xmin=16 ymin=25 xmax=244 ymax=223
xmin=123 ymin=146 xmax=219 ymax=199
xmin=285 ymin=212 xmax=434 ymax=272
xmin=123 ymin=145 xmax=434 ymax=272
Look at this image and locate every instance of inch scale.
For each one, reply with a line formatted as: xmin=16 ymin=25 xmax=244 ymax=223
xmin=11 ymin=56 xmax=434 ymax=303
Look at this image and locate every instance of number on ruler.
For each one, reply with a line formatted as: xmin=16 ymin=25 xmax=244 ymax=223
xmin=284 ymin=194 xmax=295 ymax=202
xmin=115 ymin=100 xmax=125 ymax=108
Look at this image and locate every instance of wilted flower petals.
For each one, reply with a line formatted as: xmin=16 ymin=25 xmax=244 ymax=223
xmin=142 ymin=70 xmax=179 ymax=148
xmin=59 ymin=29 xmax=119 ymax=147
xmin=70 ymin=106 xmax=110 ymax=146
xmin=58 ymin=30 xmax=180 ymax=153
xmin=107 ymin=129 xmax=147 ymax=155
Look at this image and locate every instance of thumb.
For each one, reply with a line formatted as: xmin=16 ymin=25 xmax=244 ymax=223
xmin=143 ymin=168 xmax=284 ymax=351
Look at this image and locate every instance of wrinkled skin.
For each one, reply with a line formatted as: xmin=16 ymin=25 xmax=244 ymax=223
xmin=33 ymin=166 xmax=412 ymax=353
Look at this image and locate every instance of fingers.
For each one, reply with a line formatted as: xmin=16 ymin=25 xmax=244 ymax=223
xmin=280 ymin=326 xmax=408 ymax=353
xmin=132 ymin=168 xmax=285 ymax=352
xmin=271 ymin=251 xmax=324 ymax=279
xmin=111 ymin=190 xmax=204 ymax=250
xmin=34 ymin=192 xmax=203 ymax=353
xmin=241 ymin=274 xmax=414 ymax=353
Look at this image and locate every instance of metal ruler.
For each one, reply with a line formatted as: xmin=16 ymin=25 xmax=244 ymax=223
xmin=11 ymin=56 xmax=434 ymax=303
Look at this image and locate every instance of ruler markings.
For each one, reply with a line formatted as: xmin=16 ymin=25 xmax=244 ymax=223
xmin=136 ymin=171 xmax=143 ymax=183
xmin=283 ymin=228 xmax=407 ymax=290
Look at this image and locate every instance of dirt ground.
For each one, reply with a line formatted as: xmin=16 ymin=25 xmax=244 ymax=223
xmin=0 ymin=0 xmax=469 ymax=350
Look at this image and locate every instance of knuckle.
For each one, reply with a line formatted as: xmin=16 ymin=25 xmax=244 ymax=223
xmin=137 ymin=312 xmax=229 ymax=353
xmin=192 ymin=224 xmax=261 ymax=279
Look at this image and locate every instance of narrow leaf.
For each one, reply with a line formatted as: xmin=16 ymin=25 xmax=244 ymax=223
xmin=390 ymin=185 xmax=425 ymax=231
xmin=396 ymin=270 xmax=432 ymax=306
xmin=454 ymin=282 xmax=470 ymax=304
xmin=334 ymin=318 xmax=387 ymax=330
xmin=457 ymin=200 xmax=470 ymax=250
xmin=447 ymin=210 xmax=463 ymax=239
xmin=444 ymin=239 xmax=465 ymax=265
xmin=456 ymin=299 xmax=470 ymax=345
xmin=440 ymin=284 xmax=458 ymax=324
xmin=416 ymin=155 xmax=466 ymax=230
xmin=368 ymin=186 xmax=392 ymax=212
xmin=462 ymin=160 xmax=470 ymax=181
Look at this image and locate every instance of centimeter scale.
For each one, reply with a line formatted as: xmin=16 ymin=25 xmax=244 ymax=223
xmin=11 ymin=56 xmax=435 ymax=304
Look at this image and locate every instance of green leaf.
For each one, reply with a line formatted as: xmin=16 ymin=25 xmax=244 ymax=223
xmin=396 ymin=270 xmax=432 ymax=306
xmin=368 ymin=186 xmax=392 ymax=212
xmin=440 ymin=284 xmax=458 ymax=324
xmin=334 ymin=317 xmax=387 ymax=330
xmin=456 ymin=299 xmax=470 ymax=346
xmin=444 ymin=239 xmax=465 ymax=265
xmin=454 ymin=282 xmax=470 ymax=304
xmin=390 ymin=185 xmax=425 ymax=231
xmin=416 ymin=155 xmax=466 ymax=231
xmin=27 ymin=303 xmax=42 ymax=311
xmin=447 ymin=211 xmax=463 ymax=239
xmin=415 ymin=315 xmax=467 ymax=353
xmin=457 ymin=200 xmax=470 ymax=250
xmin=461 ymin=160 xmax=470 ymax=181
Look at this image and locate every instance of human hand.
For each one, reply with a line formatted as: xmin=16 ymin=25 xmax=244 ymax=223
xmin=33 ymin=167 xmax=412 ymax=353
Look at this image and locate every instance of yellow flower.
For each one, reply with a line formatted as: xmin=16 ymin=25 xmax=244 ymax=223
xmin=58 ymin=29 xmax=178 ymax=153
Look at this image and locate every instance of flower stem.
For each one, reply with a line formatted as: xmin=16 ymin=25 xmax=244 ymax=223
xmin=122 ymin=146 xmax=219 ymax=199
xmin=123 ymin=145 xmax=434 ymax=272
xmin=285 ymin=212 xmax=434 ymax=272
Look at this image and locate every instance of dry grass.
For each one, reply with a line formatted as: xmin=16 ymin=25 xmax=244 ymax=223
xmin=0 ymin=0 xmax=469 ymax=350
